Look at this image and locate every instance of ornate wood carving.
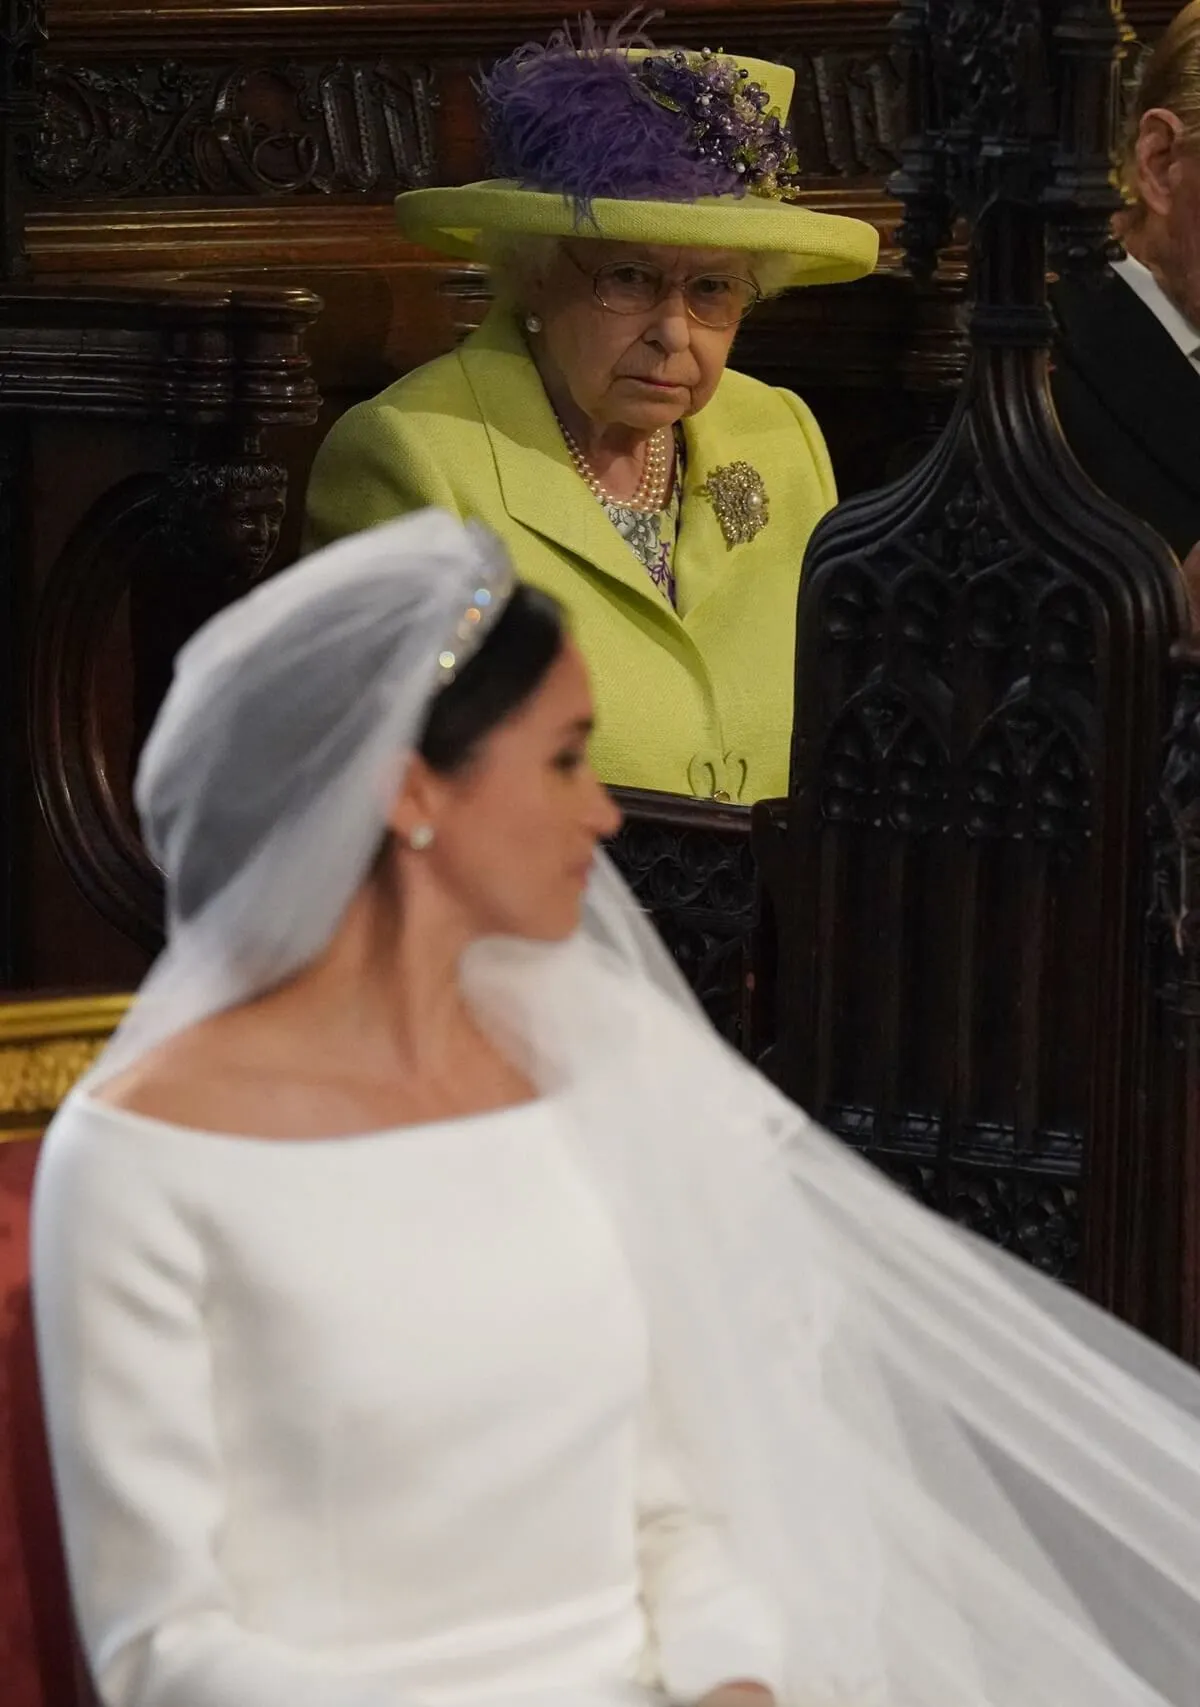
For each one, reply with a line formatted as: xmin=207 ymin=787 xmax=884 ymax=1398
xmin=789 ymin=44 xmax=904 ymax=180
xmin=890 ymin=0 xmax=1133 ymax=282
xmin=133 ymin=458 xmax=288 ymax=747
xmin=758 ymin=0 xmax=1196 ymax=1330
xmin=1147 ymin=646 xmax=1200 ymax=1356
xmin=0 ymin=278 xmax=319 ymax=418
xmin=0 ymin=1 xmax=44 ymax=277
xmin=23 ymin=2 xmax=924 ymax=276
xmin=25 ymin=57 xmax=437 ymax=199
xmin=609 ymin=790 xmax=756 ymax=1049
xmin=23 ymin=43 xmax=901 ymax=204
xmin=754 ymin=443 xmax=1112 ymax=1285
xmin=1154 ymin=662 xmax=1200 ymax=1006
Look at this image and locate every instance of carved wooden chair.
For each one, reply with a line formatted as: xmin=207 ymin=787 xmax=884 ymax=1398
xmin=0 ymin=995 xmax=125 ymax=1707
xmin=750 ymin=0 xmax=1200 ymax=1359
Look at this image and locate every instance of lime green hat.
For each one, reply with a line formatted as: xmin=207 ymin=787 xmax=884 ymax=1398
xmin=396 ymin=29 xmax=878 ymax=290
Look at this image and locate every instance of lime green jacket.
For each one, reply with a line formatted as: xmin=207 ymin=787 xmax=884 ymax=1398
xmin=304 ymin=308 xmax=835 ymax=801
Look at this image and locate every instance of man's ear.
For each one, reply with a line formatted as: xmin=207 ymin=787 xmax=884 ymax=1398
xmin=1134 ymin=107 xmax=1187 ymax=218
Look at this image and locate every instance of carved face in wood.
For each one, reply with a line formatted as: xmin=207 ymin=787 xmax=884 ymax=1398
xmin=167 ymin=464 xmax=288 ymax=584
xmin=221 ymin=482 xmax=288 ymax=582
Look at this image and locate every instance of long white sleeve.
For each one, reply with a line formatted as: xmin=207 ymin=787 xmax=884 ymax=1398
xmin=636 ymin=1390 xmax=784 ymax=1703
xmin=33 ymin=1114 xmax=430 ymax=1707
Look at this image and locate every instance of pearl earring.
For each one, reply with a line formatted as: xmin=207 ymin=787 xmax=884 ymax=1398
xmin=408 ymin=825 xmax=435 ymax=852
xmin=524 ymin=313 xmax=543 ymax=335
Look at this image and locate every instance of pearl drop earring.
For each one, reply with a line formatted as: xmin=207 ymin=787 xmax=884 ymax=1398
xmin=408 ymin=825 xmax=435 ymax=852
xmin=524 ymin=313 xmax=543 ymax=335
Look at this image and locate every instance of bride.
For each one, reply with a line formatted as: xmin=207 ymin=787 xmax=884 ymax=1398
xmin=32 ymin=511 xmax=1200 ymax=1707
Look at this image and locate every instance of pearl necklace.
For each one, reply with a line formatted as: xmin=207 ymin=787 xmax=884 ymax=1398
xmin=557 ymin=418 xmax=672 ymax=514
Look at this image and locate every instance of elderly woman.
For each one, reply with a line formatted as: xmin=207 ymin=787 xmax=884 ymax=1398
xmin=305 ymin=19 xmax=877 ymax=801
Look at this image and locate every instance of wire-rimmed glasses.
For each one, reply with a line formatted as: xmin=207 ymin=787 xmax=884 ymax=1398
xmin=565 ymin=250 xmax=761 ymax=329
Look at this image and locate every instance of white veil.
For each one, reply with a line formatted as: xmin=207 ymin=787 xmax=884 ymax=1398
xmin=80 ymin=512 xmax=1200 ymax=1707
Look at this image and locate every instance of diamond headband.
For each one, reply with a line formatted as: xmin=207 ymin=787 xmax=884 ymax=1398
xmin=434 ymin=525 xmax=519 ymax=684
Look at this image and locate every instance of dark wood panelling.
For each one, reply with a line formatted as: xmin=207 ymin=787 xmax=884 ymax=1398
xmin=0 ymin=276 xmax=319 ymax=988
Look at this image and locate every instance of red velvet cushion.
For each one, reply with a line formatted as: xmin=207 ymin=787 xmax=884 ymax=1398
xmin=0 ymin=1137 xmax=88 ymax=1707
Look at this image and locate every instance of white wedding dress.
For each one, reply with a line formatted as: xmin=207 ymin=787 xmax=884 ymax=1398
xmin=34 ymin=512 xmax=1200 ymax=1707
xmin=32 ymin=1090 xmax=782 ymax=1707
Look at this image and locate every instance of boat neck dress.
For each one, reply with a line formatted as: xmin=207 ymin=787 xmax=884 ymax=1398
xmin=32 ymin=1090 xmax=783 ymax=1707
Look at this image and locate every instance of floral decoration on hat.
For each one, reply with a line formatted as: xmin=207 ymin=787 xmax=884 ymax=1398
xmin=635 ymin=47 xmax=803 ymax=202
xmin=479 ymin=8 xmax=802 ymax=219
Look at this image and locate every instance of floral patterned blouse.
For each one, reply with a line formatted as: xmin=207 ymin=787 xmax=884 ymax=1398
xmin=601 ymin=431 xmax=685 ymax=609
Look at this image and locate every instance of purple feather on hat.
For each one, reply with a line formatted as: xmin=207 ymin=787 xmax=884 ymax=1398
xmin=478 ymin=8 xmax=747 ymax=219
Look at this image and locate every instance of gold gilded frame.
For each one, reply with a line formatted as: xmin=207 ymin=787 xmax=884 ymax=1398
xmin=0 ymin=996 xmax=131 ymax=1143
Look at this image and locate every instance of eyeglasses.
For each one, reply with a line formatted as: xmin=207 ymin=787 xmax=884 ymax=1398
xmin=565 ymin=250 xmax=761 ymax=329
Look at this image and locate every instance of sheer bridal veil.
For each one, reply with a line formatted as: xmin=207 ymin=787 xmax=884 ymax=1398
xmin=78 ymin=513 xmax=1200 ymax=1707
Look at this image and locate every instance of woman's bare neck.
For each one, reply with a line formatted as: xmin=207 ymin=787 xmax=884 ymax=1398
xmin=91 ymin=890 xmax=536 ymax=1138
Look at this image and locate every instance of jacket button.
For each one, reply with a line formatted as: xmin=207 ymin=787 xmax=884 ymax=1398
xmin=712 ymin=789 xmax=731 ymax=803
